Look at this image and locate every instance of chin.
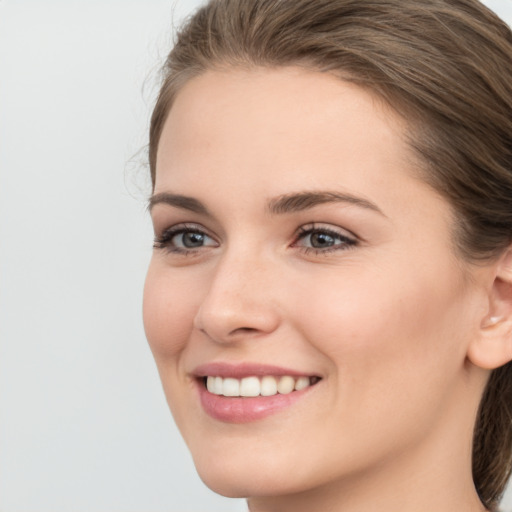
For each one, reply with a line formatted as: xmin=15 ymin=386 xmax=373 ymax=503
xmin=190 ymin=445 xmax=331 ymax=499
xmin=196 ymin=469 xmax=255 ymax=499
xmin=192 ymin=450 xmax=273 ymax=497
xmin=196 ymin=466 xmax=299 ymax=499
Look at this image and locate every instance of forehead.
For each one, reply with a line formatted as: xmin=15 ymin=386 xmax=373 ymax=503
xmin=156 ymin=66 xmax=415 ymax=189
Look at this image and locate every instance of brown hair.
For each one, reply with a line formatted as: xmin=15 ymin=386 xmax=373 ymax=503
xmin=148 ymin=0 xmax=512 ymax=509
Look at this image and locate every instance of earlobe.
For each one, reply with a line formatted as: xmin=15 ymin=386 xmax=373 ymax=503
xmin=481 ymin=315 xmax=502 ymax=328
xmin=468 ymin=249 xmax=512 ymax=370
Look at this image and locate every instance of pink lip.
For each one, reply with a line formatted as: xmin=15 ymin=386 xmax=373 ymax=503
xmin=192 ymin=362 xmax=320 ymax=424
xmin=193 ymin=362 xmax=314 ymax=379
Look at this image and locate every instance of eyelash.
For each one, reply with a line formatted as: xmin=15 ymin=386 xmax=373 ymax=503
xmin=153 ymin=223 xmax=217 ymax=255
xmin=292 ymin=224 xmax=358 ymax=254
xmin=153 ymin=223 xmax=358 ymax=256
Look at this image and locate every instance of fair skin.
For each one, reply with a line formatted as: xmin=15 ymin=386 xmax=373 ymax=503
xmin=143 ymin=67 xmax=510 ymax=512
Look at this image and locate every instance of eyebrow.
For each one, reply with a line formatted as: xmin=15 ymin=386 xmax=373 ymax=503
xmin=267 ymin=191 xmax=385 ymax=216
xmin=148 ymin=190 xmax=385 ymax=217
xmin=148 ymin=192 xmax=210 ymax=215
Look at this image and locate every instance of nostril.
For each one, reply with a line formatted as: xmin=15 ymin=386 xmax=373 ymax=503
xmin=230 ymin=327 xmax=258 ymax=335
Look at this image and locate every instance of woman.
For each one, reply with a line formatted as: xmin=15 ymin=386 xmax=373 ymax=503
xmin=142 ymin=1 xmax=512 ymax=510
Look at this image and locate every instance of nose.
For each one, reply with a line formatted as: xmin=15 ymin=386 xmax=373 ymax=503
xmin=193 ymin=250 xmax=281 ymax=344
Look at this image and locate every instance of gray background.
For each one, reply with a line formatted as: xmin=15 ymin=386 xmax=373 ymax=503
xmin=0 ymin=1 xmax=511 ymax=511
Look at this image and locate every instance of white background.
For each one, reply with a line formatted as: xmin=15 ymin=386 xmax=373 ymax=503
xmin=1 ymin=1 xmax=511 ymax=511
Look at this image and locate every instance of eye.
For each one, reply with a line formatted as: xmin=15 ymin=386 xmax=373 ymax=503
xmin=154 ymin=224 xmax=218 ymax=254
xmin=174 ymin=231 xmax=211 ymax=249
xmin=293 ymin=224 xmax=358 ymax=254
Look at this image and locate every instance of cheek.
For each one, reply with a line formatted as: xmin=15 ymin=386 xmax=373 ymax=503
xmin=299 ymin=262 xmax=471 ymax=387
xmin=143 ymin=260 xmax=196 ymax=359
xmin=286 ymin=264 xmax=474 ymax=463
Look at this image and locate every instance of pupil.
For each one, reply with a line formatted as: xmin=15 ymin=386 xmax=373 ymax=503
xmin=311 ymin=232 xmax=334 ymax=248
xmin=183 ymin=232 xmax=204 ymax=248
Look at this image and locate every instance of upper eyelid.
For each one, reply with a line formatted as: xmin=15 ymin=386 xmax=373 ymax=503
xmin=152 ymin=215 xmax=224 ymax=239
xmin=157 ymin=222 xmax=214 ymax=237
xmin=295 ymin=223 xmax=358 ymax=240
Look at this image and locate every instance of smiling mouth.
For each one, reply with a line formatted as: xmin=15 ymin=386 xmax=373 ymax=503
xmin=202 ymin=375 xmax=321 ymax=398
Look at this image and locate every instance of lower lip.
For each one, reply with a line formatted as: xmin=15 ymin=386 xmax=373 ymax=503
xmin=197 ymin=380 xmax=315 ymax=423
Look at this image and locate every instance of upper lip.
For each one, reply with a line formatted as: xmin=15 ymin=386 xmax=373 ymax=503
xmin=192 ymin=362 xmax=319 ymax=379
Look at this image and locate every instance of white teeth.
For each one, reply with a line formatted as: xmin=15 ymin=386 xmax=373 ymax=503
xmin=277 ymin=376 xmax=295 ymax=395
xmin=222 ymin=378 xmax=240 ymax=397
xmin=260 ymin=375 xmax=278 ymax=396
xmin=240 ymin=376 xmax=260 ymax=397
xmin=214 ymin=376 xmax=223 ymax=395
xmin=295 ymin=376 xmax=310 ymax=391
xmin=205 ymin=375 xmax=315 ymax=397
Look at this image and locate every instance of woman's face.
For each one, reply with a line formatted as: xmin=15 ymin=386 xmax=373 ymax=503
xmin=144 ymin=68 xmax=487 ymax=499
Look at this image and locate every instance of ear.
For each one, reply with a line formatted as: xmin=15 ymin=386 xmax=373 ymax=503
xmin=467 ymin=249 xmax=512 ymax=370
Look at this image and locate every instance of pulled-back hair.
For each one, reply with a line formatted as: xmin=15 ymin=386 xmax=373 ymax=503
xmin=148 ymin=1 xmax=512 ymax=509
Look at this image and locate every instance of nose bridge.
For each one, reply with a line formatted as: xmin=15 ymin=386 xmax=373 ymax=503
xmin=194 ymin=243 xmax=280 ymax=343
